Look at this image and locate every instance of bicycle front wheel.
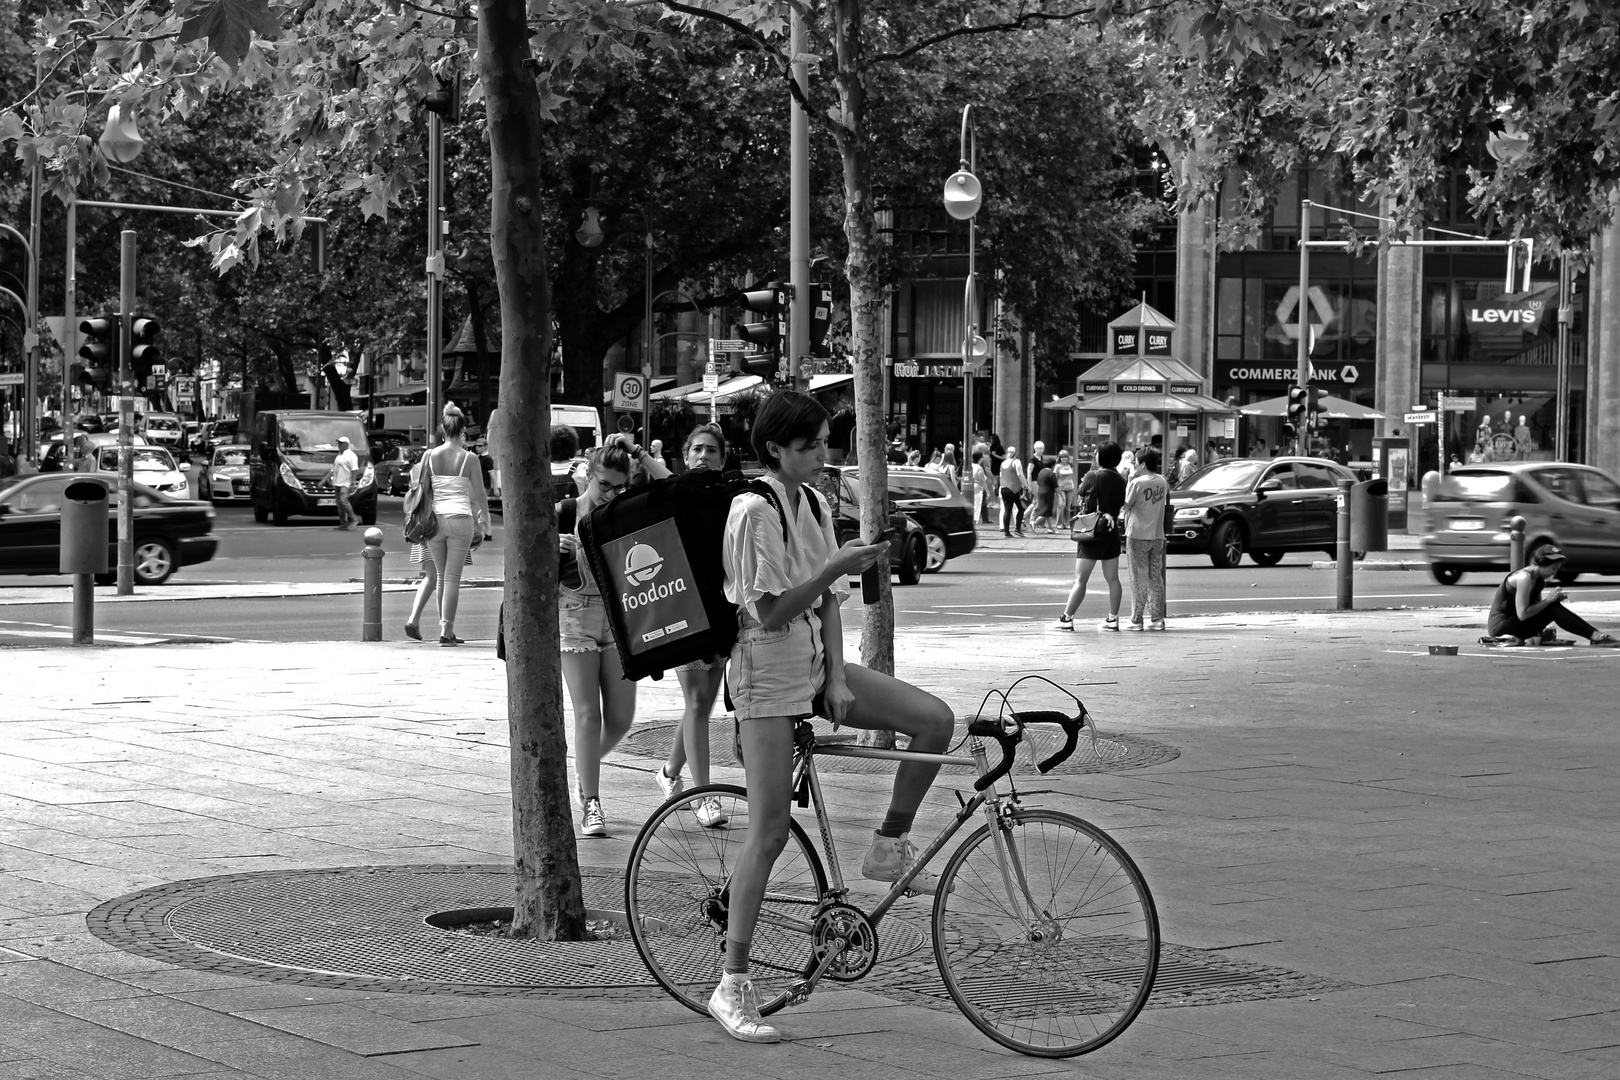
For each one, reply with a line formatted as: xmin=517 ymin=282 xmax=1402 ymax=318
xmin=932 ymin=809 xmax=1159 ymax=1057
xmin=625 ymin=783 xmax=828 ymax=1016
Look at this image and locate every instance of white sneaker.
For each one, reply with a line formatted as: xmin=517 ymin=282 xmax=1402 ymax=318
xmin=861 ymin=832 xmax=943 ymax=894
xmin=1125 ymin=620 xmax=1145 ymax=632
xmin=708 ymin=974 xmax=780 ymax=1043
xmin=1100 ymin=616 xmax=1119 ymax=632
xmin=580 ymin=797 xmax=607 ymax=838
xmin=655 ymin=766 xmax=684 ymax=801
xmin=1055 ymin=613 xmax=1074 ymax=632
xmin=1148 ymin=619 xmax=1166 ymax=631
xmin=695 ymin=797 xmax=729 ymax=828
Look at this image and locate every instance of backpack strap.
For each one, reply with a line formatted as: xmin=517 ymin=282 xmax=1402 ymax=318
xmin=558 ymin=498 xmax=577 ymax=535
xmin=743 ymin=479 xmax=823 ymax=542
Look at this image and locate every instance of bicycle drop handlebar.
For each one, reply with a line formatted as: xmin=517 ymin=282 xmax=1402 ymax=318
xmin=965 ymin=711 xmax=1084 ymax=791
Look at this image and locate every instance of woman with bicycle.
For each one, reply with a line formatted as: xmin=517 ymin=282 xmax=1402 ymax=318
xmin=709 ymin=390 xmax=955 ymax=1043
xmin=653 ymin=424 xmax=733 ymax=827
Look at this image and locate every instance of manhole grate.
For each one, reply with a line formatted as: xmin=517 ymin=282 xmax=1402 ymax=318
xmin=619 ymin=721 xmax=1179 ymax=776
xmin=90 ymin=864 xmax=923 ymax=998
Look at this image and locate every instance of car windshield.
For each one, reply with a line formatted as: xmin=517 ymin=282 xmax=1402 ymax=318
xmin=1176 ymin=460 xmax=1268 ymax=493
xmin=100 ymin=448 xmax=176 ymax=471
xmin=278 ymin=419 xmax=369 ymax=461
xmin=146 ymin=417 xmax=180 ymax=432
xmin=214 ymin=448 xmax=249 ymax=467
xmin=1435 ymin=471 xmax=1517 ymax=502
xmin=888 ymin=474 xmax=951 ymax=499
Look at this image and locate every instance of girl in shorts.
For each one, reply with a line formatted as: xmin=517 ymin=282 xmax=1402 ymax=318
xmin=707 ymin=391 xmax=955 ymax=1044
xmin=558 ymin=439 xmax=664 ymax=838
xmin=654 ymin=424 xmax=732 ymax=827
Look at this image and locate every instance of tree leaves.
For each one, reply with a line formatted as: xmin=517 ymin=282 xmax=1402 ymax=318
xmin=176 ymin=0 xmax=285 ymax=72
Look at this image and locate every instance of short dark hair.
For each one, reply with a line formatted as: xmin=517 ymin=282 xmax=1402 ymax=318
xmin=549 ymin=424 xmax=579 ymax=461
xmin=1096 ymin=442 xmax=1123 ymax=469
xmin=752 ymin=390 xmax=829 ymax=471
xmin=1139 ymin=448 xmax=1162 ymax=473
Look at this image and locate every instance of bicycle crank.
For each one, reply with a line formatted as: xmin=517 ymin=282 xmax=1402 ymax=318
xmin=811 ymin=903 xmax=879 ymax=981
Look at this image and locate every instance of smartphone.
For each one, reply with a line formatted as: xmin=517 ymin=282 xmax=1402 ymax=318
xmin=860 ymin=527 xmax=897 ymax=604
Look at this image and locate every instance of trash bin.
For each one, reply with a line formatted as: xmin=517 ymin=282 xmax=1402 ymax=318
xmin=1351 ymin=478 xmax=1389 ymax=553
xmin=60 ymin=480 xmax=110 ymax=574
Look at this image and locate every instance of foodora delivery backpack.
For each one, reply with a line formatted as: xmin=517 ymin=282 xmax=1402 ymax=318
xmin=578 ymin=471 xmax=820 ymax=681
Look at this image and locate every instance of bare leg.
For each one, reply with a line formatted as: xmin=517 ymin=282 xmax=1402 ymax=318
xmin=597 ymin=645 xmax=637 ymax=760
xmin=667 ymin=665 xmax=724 ymax=786
xmin=838 ymin=664 xmax=954 ymax=819
xmin=561 ymin=649 xmax=604 ymax=799
xmin=1100 ymin=556 xmax=1123 ymax=617
xmin=1062 ymin=557 xmax=1098 ymax=619
xmin=724 ymin=717 xmax=799 ymax=971
xmin=406 ymin=556 xmax=437 ymax=628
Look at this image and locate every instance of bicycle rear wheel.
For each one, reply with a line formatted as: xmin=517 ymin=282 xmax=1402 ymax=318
xmin=932 ymin=809 xmax=1159 ymax=1057
xmin=624 ymin=783 xmax=828 ymax=1015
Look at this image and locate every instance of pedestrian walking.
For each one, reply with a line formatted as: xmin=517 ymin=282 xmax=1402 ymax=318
xmin=706 ymin=390 xmax=953 ymax=1043
xmin=1123 ymin=448 xmax=1170 ymax=631
xmin=654 ymin=424 xmax=731 ymax=828
xmin=422 ymin=405 xmax=490 ymax=647
xmin=1055 ymin=442 xmax=1125 ymax=632
xmin=999 ymin=445 xmax=1026 ymax=536
xmin=972 ymin=451 xmax=994 ymax=523
xmin=327 ymin=436 xmax=359 ymax=530
xmin=1032 ymin=457 xmax=1058 ymax=533
xmin=1485 ymin=546 xmax=1617 ymax=646
xmin=1054 ymin=449 xmax=1077 ymax=525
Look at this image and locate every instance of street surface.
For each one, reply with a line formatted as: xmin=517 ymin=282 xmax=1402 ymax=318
xmin=1 ymin=496 xmax=1618 ymax=645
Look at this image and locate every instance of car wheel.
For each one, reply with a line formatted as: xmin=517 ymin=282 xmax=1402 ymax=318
xmin=923 ymin=530 xmax=948 ymax=573
xmin=93 ymin=572 xmax=115 ymax=587
xmin=132 ymin=537 xmax=177 ymax=585
xmin=360 ymin=508 xmax=377 ymax=527
xmin=1250 ymin=549 xmax=1285 ymax=566
xmin=1430 ymin=564 xmax=1463 ymax=586
xmin=897 ymin=536 xmax=926 ymax=586
xmin=1209 ymin=520 xmax=1245 ymax=569
xmin=253 ymin=499 xmax=268 ymax=524
xmin=272 ymin=500 xmax=289 ymax=526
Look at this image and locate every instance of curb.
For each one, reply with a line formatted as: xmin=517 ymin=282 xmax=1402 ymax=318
xmin=1308 ymin=559 xmax=1429 ymax=571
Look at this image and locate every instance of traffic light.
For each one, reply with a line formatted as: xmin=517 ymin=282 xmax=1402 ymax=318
xmin=1305 ymin=386 xmax=1328 ymax=430
xmin=77 ymin=315 xmax=115 ymax=390
xmin=130 ymin=316 xmax=161 ymax=376
xmin=737 ymin=281 xmax=787 ymax=377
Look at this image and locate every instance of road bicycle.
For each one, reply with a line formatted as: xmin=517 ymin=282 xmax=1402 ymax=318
xmin=624 ymin=676 xmax=1159 ymax=1057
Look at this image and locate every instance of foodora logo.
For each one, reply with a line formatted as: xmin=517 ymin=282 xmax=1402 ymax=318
xmin=623 ymin=542 xmax=663 ymax=586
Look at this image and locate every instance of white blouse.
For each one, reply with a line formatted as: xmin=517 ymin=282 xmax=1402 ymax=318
xmin=723 ymin=475 xmax=849 ymax=624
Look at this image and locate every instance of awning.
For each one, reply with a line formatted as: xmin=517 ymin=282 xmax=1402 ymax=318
xmin=1239 ymin=394 xmax=1386 ymax=420
xmin=651 ymin=380 xmax=706 ymax=401
xmin=689 ymin=374 xmax=765 ymax=406
xmin=1044 ymin=390 xmax=1235 ymax=413
xmin=808 ymin=373 xmax=853 ymax=393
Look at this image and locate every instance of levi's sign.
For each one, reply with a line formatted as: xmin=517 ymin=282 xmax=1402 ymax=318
xmin=1467 ymin=299 xmax=1544 ymax=328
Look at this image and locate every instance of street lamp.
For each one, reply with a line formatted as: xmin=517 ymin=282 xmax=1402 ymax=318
xmin=99 ymin=103 xmax=145 ymax=164
xmin=944 ymin=105 xmax=984 ymax=509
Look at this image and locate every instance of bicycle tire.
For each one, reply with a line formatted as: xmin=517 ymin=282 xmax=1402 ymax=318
xmin=931 ymin=809 xmax=1159 ymax=1057
xmin=624 ymin=783 xmax=828 ymax=1016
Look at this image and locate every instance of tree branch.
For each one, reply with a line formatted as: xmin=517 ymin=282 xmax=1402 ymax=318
xmin=657 ymin=1 xmax=812 ymax=113
xmin=870 ymin=7 xmax=1097 ymax=65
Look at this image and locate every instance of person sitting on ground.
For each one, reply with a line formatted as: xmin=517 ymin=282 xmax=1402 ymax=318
xmin=1486 ymin=546 xmax=1617 ymax=646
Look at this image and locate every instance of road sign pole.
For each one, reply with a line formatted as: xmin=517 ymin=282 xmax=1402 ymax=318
xmin=1295 ymin=198 xmax=1311 ymax=457
xmin=1336 ymin=478 xmax=1354 ymax=610
xmin=117 ymin=230 xmax=136 ymax=595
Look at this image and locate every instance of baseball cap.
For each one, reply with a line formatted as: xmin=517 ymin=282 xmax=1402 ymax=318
xmin=1532 ymin=545 xmax=1566 ymax=566
xmin=337 ymin=436 xmax=350 ymax=445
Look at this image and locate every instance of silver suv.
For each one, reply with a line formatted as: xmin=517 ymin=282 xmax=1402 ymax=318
xmin=1423 ymin=462 xmax=1620 ymax=584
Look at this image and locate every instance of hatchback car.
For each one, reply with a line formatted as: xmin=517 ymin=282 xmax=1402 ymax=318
xmin=79 ymin=445 xmax=191 ymax=498
xmin=1423 ymin=462 xmax=1620 ymax=585
xmin=846 ymin=465 xmax=976 ymax=572
xmin=199 ymin=444 xmax=252 ymax=504
xmin=1168 ymin=456 xmax=1359 ymax=567
xmin=0 ymin=473 xmax=217 ymax=585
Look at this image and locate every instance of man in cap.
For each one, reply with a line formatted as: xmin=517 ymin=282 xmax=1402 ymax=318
xmin=328 ymin=435 xmax=360 ymax=530
xmin=1486 ymin=545 xmax=1617 ymax=646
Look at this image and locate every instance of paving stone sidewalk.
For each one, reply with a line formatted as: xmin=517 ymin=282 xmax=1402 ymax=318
xmin=2 ymin=601 xmax=1618 ymax=1079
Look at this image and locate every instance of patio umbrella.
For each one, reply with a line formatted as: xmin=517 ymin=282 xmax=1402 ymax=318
xmin=1239 ymin=394 xmax=1386 ymax=420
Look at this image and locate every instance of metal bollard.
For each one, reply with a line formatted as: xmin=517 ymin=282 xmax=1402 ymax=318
xmin=361 ymin=527 xmax=385 ymax=641
xmin=1509 ymin=515 xmax=1527 ymax=572
xmin=1336 ymin=478 xmax=1354 ymax=610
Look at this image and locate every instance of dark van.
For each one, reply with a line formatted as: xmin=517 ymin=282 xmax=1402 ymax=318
xmin=250 ymin=410 xmax=377 ymax=526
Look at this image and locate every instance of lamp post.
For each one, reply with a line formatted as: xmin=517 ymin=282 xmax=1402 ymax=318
xmin=944 ymin=105 xmax=986 ymax=511
xmin=0 ymin=229 xmax=38 ymax=460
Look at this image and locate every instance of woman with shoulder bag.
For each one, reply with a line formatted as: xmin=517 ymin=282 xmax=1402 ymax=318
xmin=1056 ymin=442 xmax=1126 ymax=632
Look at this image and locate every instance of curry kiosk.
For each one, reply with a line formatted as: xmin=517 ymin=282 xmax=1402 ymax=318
xmin=1044 ymin=301 xmax=1236 ymax=457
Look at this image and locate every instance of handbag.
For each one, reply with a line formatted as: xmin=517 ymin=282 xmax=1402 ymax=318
xmin=1070 ymin=486 xmax=1114 ymax=543
xmin=403 ymin=462 xmax=438 ymax=544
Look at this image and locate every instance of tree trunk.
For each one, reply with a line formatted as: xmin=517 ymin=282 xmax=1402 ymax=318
xmin=831 ymin=0 xmax=895 ymax=749
xmin=478 ymin=0 xmax=587 ymax=941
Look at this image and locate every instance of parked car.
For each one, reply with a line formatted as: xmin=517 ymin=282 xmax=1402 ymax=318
xmin=1168 ymin=456 xmax=1359 ymax=568
xmin=78 ymin=445 xmax=191 ymax=498
xmin=199 ymin=444 xmax=252 ymax=504
xmin=375 ymin=444 xmax=425 ymax=496
xmin=852 ymin=465 xmax=976 ymax=572
xmin=249 ymin=409 xmax=377 ymax=525
xmin=1423 ymin=462 xmax=1620 ymax=585
xmin=818 ymin=467 xmax=928 ymax=585
xmin=0 ymin=473 xmax=217 ymax=585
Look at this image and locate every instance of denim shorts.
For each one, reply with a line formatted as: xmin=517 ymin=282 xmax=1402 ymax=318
xmin=559 ymin=590 xmax=615 ymax=653
xmin=674 ymin=655 xmax=726 ymax=674
xmin=726 ymin=612 xmax=824 ymax=720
